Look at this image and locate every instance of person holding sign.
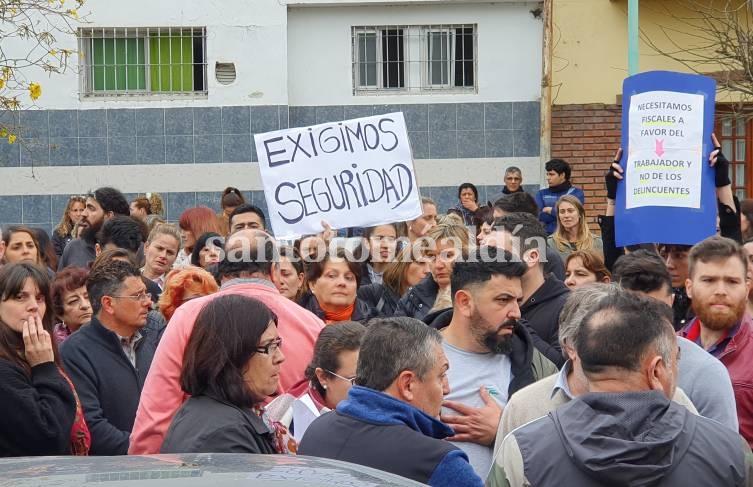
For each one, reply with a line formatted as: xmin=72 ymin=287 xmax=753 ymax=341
xmin=535 ymin=159 xmax=585 ymax=235
xmin=603 ymin=135 xmax=741 ymax=330
xmin=546 ymin=196 xmax=604 ymax=261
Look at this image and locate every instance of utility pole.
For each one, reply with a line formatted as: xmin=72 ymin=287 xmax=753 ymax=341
xmin=628 ymin=0 xmax=639 ymax=75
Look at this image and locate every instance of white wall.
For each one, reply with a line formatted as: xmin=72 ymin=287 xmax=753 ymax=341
xmin=286 ymin=2 xmax=543 ymax=106
xmin=7 ymin=0 xmax=289 ymax=109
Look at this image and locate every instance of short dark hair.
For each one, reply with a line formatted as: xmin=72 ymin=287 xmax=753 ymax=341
xmin=87 ymin=260 xmax=141 ymax=314
xmin=218 ymin=231 xmax=278 ymax=279
xmin=305 ymin=321 xmax=367 ymax=398
xmin=576 ymin=291 xmax=674 ymax=375
xmin=357 ymin=316 xmax=442 ymax=391
xmin=229 ymin=204 xmax=267 ymax=230
xmin=90 ymin=187 xmax=130 ymax=216
xmin=190 ymin=232 xmax=223 ymax=267
xmin=612 ymin=250 xmax=672 ymax=295
xmin=51 ymin=267 xmax=89 ymax=319
xmin=688 ymin=236 xmax=748 ymax=279
xmin=97 ymin=216 xmax=145 ymax=253
xmin=493 ymin=212 xmax=547 ymax=254
xmin=493 ymin=192 xmax=539 ymax=216
xmin=545 ymin=158 xmax=571 ymax=181
xmin=451 ymin=247 xmax=527 ymax=296
xmin=180 ymin=295 xmax=277 ymax=406
xmin=306 ymin=247 xmax=363 ymax=288
xmin=457 ymin=183 xmax=478 ymax=202
xmin=505 ymin=166 xmax=522 ymax=176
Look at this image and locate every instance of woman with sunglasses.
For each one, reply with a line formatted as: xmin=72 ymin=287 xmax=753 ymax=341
xmin=161 ymin=294 xmax=293 ymax=454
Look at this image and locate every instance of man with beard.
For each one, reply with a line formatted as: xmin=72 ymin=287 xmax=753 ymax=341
xmin=426 ymin=246 xmax=557 ymax=477
xmin=485 ymin=213 xmax=569 ymax=367
xmin=59 ymin=187 xmax=130 ymax=270
xmin=680 ymin=235 xmax=753 ymax=446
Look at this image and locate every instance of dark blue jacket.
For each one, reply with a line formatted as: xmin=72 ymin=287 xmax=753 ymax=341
xmin=534 ymin=185 xmax=585 ymax=234
xmin=299 ymin=386 xmax=482 ymax=487
xmin=60 ymin=316 xmax=159 ymax=455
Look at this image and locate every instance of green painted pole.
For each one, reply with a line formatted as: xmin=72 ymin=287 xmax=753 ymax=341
xmin=628 ymin=0 xmax=639 ymax=75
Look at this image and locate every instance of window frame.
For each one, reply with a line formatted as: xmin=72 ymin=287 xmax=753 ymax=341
xmin=78 ymin=27 xmax=208 ymax=100
xmin=351 ymin=24 xmax=477 ymax=96
xmin=715 ymin=110 xmax=752 ymax=199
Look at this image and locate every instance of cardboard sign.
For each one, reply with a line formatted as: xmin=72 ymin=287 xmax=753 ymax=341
xmin=254 ymin=113 xmax=422 ymax=239
xmin=616 ymin=71 xmax=717 ymax=246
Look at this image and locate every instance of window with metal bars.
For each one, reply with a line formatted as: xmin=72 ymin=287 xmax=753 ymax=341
xmin=352 ymin=25 xmax=477 ymax=94
xmin=78 ymin=27 xmax=207 ymax=97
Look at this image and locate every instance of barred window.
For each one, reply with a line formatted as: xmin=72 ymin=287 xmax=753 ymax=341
xmin=78 ymin=27 xmax=207 ymax=97
xmin=352 ymin=25 xmax=477 ymax=94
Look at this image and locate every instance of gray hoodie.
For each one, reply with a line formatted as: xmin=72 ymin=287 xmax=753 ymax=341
xmin=488 ymin=391 xmax=753 ymax=487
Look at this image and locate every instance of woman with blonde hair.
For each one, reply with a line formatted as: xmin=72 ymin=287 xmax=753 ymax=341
xmin=358 ymin=242 xmax=431 ymax=316
xmin=547 ymin=194 xmax=603 ymax=260
xmin=52 ymin=196 xmax=86 ymax=257
xmin=396 ymin=221 xmax=471 ymax=320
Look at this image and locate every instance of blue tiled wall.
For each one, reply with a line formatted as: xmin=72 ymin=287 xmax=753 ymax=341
xmin=0 ymin=185 xmax=545 ymax=236
xmin=0 ymin=101 xmax=540 ymax=167
xmin=0 ymin=101 xmax=542 ymax=231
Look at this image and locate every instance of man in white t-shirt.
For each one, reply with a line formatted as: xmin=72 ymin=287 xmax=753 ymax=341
xmin=426 ymin=246 xmax=557 ymax=477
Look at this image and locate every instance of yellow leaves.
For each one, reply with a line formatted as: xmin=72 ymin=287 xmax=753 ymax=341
xmin=2 ymin=67 xmax=12 ymax=80
xmin=0 ymin=128 xmax=7 ymax=138
xmin=65 ymin=8 xmax=77 ymax=19
xmin=7 ymin=134 xmax=17 ymax=144
xmin=29 ymin=82 xmax=41 ymax=100
xmin=0 ymin=79 xmax=4 ymax=90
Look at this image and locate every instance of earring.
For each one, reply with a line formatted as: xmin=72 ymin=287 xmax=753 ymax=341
xmin=322 ymin=384 xmax=327 ymax=390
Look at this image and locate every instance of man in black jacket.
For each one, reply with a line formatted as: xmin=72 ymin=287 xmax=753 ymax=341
xmin=58 ymin=187 xmax=130 ymax=271
xmin=485 ymin=213 xmax=568 ymax=367
xmin=61 ymin=260 xmax=159 ymax=455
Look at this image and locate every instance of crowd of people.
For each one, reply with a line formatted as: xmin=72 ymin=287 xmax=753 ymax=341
xmin=2 ymin=140 xmax=753 ymax=486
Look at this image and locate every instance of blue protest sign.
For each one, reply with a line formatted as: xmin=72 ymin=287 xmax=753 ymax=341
xmin=616 ymin=71 xmax=717 ymax=246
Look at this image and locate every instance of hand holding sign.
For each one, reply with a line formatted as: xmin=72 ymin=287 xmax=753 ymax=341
xmin=709 ymin=133 xmax=731 ymax=188
xmin=616 ymin=71 xmax=717 ymax=247
xmin=605 ymin=148 xmax=624 ymax=200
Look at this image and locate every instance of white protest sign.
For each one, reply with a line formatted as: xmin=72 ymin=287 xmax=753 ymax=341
xmin=254 ymin=113 xmax=423 ymax=239
xmin=625 ymin=91 xmax=704 ymax=209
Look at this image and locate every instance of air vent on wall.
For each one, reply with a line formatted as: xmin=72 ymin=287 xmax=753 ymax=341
xmin=216 ymin=62 xmax=236 ymax=85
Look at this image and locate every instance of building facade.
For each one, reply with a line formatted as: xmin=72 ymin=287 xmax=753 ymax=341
xmin=0 ymin=0 xmax=545 ymax=234
xmin=550 ymin=0 xmax=752 ymax=227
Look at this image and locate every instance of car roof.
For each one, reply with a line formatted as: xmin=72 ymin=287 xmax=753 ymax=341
xmin=0 ymin=453 xmax=426 ymax=486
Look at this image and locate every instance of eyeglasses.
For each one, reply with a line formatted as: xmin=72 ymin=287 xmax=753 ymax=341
xmin=110 ymin=292 xmax=152 ymax=303
xmin=256 ymin=337 xmax=283 ymax=355
xmin=325 ymin=369 xmax=357 ymax=385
